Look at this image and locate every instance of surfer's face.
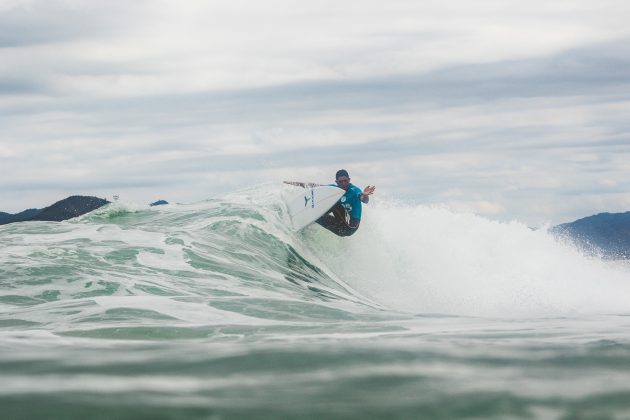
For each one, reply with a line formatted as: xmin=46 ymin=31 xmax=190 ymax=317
xmin=336 ymin=176 xmax=350 ymax=190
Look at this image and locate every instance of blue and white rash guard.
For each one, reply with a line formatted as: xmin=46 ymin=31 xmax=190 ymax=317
xmin=329 ymin=183 xmax=363 ymax=220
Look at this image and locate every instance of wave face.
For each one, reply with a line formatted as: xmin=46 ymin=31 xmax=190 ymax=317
xmin=2 ymin=185 xmax=630 ymax=419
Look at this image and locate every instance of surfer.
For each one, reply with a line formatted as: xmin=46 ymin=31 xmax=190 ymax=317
xmin=315 ymin=169 xmax=375 ymax=237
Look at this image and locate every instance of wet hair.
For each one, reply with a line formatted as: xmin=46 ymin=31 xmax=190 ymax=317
xmin=335 ymin=169 xmax=349 ymax=179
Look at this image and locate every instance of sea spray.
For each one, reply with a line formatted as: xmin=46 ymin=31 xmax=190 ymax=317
xmin=304 ymin=201 xmax=630 ymax=317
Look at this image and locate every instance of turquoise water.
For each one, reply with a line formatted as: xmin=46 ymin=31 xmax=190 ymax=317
xmin=2 ymin=185 xmax=630 ymax=419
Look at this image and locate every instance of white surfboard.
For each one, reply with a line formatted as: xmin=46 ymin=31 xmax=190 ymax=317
xmin=285 ymin=185 xmax=344 ymax=231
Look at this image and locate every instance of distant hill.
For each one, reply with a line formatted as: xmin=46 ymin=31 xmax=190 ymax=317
xmin=551 ymin=211 xmax=630 ymax=259
xmin=0 ymin=208 xmax=42 ymax=224
xmin=150 ymin=200 xmax=169 ymax=206
xmin=0 ymin=196 xmax=109 ymax=225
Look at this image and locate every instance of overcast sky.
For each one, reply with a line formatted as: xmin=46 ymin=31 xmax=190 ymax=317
xmin=1 ymin=0 xmax=630 ymax=225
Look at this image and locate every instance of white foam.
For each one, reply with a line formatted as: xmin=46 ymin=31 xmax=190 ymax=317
xmin=305 ymin=202 xmax=630 ymax=317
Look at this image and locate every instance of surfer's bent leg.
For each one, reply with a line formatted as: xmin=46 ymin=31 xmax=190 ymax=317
xmin=342 ymin=218 xmax=360 ymax=236
xmin=315 ymin=203 xmax=360 ymax=237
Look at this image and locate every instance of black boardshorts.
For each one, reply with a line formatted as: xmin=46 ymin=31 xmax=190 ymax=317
xmin=315 ymin=202 xmax=360 ymax=237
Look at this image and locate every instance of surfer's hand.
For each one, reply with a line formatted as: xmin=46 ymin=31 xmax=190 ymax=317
xmin=361 ymin=186 xmax=375 ymax=203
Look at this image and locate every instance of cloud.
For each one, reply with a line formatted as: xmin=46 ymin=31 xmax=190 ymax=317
xmin=1 ymin=1 xmax=630 ymax=225
xmin=0 ymin=0 xmax=149 ymax=47
xmin=3 ymin=0 xmax=630 ymax=97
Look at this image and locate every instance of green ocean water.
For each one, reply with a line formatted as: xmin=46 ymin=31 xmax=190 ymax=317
xmin=2 ymin=186 xmax=630 ymax=419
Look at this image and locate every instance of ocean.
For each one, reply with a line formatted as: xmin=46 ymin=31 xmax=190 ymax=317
xmin=2 ymin=184 xmax=630 ymax=419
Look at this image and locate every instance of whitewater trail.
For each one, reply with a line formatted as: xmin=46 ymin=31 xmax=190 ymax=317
xmin=303 ymin=199 xmax=630 ymax=317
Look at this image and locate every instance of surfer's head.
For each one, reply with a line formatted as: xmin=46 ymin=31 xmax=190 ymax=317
xmin=335 ymin=169 xmax=350 ymax=190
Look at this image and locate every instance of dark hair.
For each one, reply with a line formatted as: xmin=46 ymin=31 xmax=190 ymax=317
xmin=335 ymin=169 xmax=349 ymax=179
